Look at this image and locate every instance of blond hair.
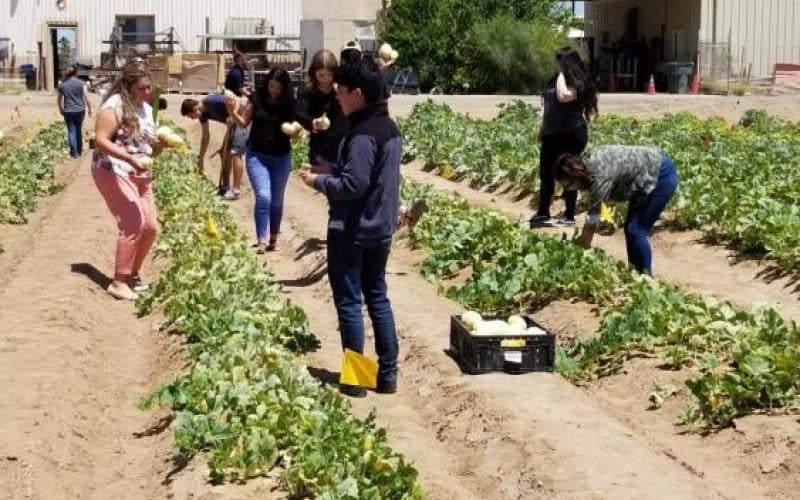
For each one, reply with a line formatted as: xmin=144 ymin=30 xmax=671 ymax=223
xmin=102 ymin=60 xmax=151 ymax=126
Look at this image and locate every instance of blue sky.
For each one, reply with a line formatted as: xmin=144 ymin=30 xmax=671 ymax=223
xmin=561 ymin=1 xmax=585 ymax=16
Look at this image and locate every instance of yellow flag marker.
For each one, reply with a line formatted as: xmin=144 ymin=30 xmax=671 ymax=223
xmin=600 ymin=202 xmax=614 ymax=224
xmin=339 ymin=349 xmax=378 ymax=389
xmin=205 ymin=215 xmax=220 ymax=239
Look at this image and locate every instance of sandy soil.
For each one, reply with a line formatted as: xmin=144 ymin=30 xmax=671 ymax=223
xmin=170 ymin=108 xmax=796 ymax=499
xmin=0 ymin=91 xmax=798 ymax=499
xmin=386 ymin=93 xmax=800 ymax=122
xmin=0 ymin=152 xmax=175 ymax=499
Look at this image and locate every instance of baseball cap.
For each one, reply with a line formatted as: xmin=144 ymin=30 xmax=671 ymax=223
xmin=341 ymin=40 xmax=363 ymax=54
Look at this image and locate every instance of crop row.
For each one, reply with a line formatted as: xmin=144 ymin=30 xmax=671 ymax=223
xmin=137 ymin=138 xmax=421 ymax=498
xmin=400 ymin=102 xmax=800 ymax=272
xmin=0 ymin=122 xmax=67 ymax=224
xmin=402 ymin=183 xmax=800 ymax=429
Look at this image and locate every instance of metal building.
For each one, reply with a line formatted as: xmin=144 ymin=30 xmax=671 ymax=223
xmin=0 ymin=0 xmax=385 ymax=90
xmin=584 ymin=0 xmax=800 ymax=89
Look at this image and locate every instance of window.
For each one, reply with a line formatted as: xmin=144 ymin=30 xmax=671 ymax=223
xmin=116 ymin=15 xmax=155 ymax=44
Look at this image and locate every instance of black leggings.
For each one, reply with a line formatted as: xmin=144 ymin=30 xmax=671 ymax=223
xmin=536 ymin=125 xmax=588 ymax=220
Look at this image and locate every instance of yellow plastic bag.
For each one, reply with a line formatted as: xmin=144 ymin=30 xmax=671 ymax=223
xmin=339 ymin=349 xmax=378 ymax=389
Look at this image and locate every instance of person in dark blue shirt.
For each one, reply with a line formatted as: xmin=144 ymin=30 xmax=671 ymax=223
xmin=299 ymin=62 xmax=402 ymax=398
xmin=224 ymin=52 xmax=251 ymax=97
xmin=181 ymin=94 xmax=227 ymax=173
xmin=181 ymin=94 xmax=247 ymax=198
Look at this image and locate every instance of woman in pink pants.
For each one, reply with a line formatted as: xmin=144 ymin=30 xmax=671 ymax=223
xmin=92 ymin=60 xmax=163 ymax=300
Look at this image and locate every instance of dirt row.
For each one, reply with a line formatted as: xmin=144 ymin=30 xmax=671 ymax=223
xmin=169 ymin=97 xmax=799 ymax=499
xmin=0 ymin=153 xmax=175 ymax=500
xmin=211 ymin=169 xmax=798 ymax=500
xmin=0 ymin=91 xmax=797 ymax=499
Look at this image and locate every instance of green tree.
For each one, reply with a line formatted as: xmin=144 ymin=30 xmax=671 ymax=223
xmin=377 ymin=0 xmax=572 ymax=92
xmin=468 ymin=16 xmax=566 ymax=93
xmin=57 ymin=36 xmax=73 ymax=75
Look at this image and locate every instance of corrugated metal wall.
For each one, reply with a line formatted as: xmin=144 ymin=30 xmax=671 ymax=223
xmin=699 ymin=0 xmax=800 ymax=79
xmin=585 ymin=0 xmax=701 ymax=63
xmin=1 ymin=0 xmax=302 ymax=63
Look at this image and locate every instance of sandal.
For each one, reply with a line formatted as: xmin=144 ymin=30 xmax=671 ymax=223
xmin=255 ymin=242 xmax=268 ymax=255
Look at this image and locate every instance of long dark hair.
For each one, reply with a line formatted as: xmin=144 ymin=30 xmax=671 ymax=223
xmin=556 ymin=47 xmax=598 ymax=121
xmin=307 ymin=50 xmax=339 ymax=92
xmin=257 ymin=68 xmax=293 ymax=109
xmin=554 ymin=153 xmax=593 ymax=190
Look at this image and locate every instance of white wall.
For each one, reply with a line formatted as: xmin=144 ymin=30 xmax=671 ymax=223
xmin=0 ymin=0 xmax=302 ymax=65
xmin=699 ymin=0 xmax=800 ymax=79
xmin=585 ymin=0 xmax=800 ymax=79
xmin=302 ymin=0 xmax=382 ymax=57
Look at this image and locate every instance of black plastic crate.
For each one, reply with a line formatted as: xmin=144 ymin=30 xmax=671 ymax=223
xmin=449 ymin=314 xmax=556 ymax=374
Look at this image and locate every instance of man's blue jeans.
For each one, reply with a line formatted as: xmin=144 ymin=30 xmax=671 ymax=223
xmin=327 ymin=231 xmax=399 ymax=381
xmin=63 ymin=111 xmax=85 ymax=158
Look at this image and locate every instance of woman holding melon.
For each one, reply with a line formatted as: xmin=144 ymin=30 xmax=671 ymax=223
xmin=530 ymin=47 xmax=598 ymax=228
xmin=92 ymin=60 xmax=167 ymax=300
xmin=226 ymin=68 xmax=296 ymax=253
xmin=295 ymin=50 xmax=347 ymax=171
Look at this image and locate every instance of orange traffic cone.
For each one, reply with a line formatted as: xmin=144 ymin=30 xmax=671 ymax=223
xmin=646 ymin=74 xmax=656 ymax=95
xmin=689 ymin=71 xmax=700 ymax=94
xmin=689 ymin=54 xmax=701 ymax=94
xmin=606 ymin=72 xmax=616 ymax=92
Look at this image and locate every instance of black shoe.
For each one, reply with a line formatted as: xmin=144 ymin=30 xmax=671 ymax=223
xmin=529 ymin=214 xmax=554 ymax=228
xmin=339 ymin=384 xmax=367 ymax=398
xmin=217 ymin=186 xmax=228 ymax=196
xmin=553 ymin=217 xmax=576 ymax=228
xmin=376 ymin=378 xmax=397 ymax=394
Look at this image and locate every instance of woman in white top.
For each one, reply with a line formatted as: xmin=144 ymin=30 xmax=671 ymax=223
xmin=92 ymin=60 xmax=163 ymax=300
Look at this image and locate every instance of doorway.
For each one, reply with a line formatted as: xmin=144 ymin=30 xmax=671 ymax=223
xmin=50 ymin=26 xmax=77 ymax=84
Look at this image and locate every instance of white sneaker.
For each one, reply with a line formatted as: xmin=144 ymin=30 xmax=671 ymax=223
xmin=107 ymin=283 xmax=138 ymax=301
xmin=222 ymin=189 xmax=241 ymax=201
xmin=129 ymin=276 xmax=149 ymax=293
xmin=553 ymin=217 xmax=576 ymax=228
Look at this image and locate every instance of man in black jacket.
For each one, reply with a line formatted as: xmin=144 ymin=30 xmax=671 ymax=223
xmin=299 ymin=63 xmax=401 ymax=397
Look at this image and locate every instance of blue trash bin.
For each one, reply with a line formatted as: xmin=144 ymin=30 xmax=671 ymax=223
xmin=20 ymin=64 xmax=37 ymax=90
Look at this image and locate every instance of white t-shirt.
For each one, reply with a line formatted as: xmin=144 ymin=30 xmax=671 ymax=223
xmin=97 ymin=94 xmax=156 ymax=176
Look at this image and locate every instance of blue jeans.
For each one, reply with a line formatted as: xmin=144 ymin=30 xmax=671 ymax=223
xmin=245 ymin=150 xmax=291 ymax=240
xmin=624 ymin=156 xmax=679 ymax=275
xmin=327 ymin=231 xmax=399 ymax=381
xmin=63 ymin=111 xmax=85 ymax=158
